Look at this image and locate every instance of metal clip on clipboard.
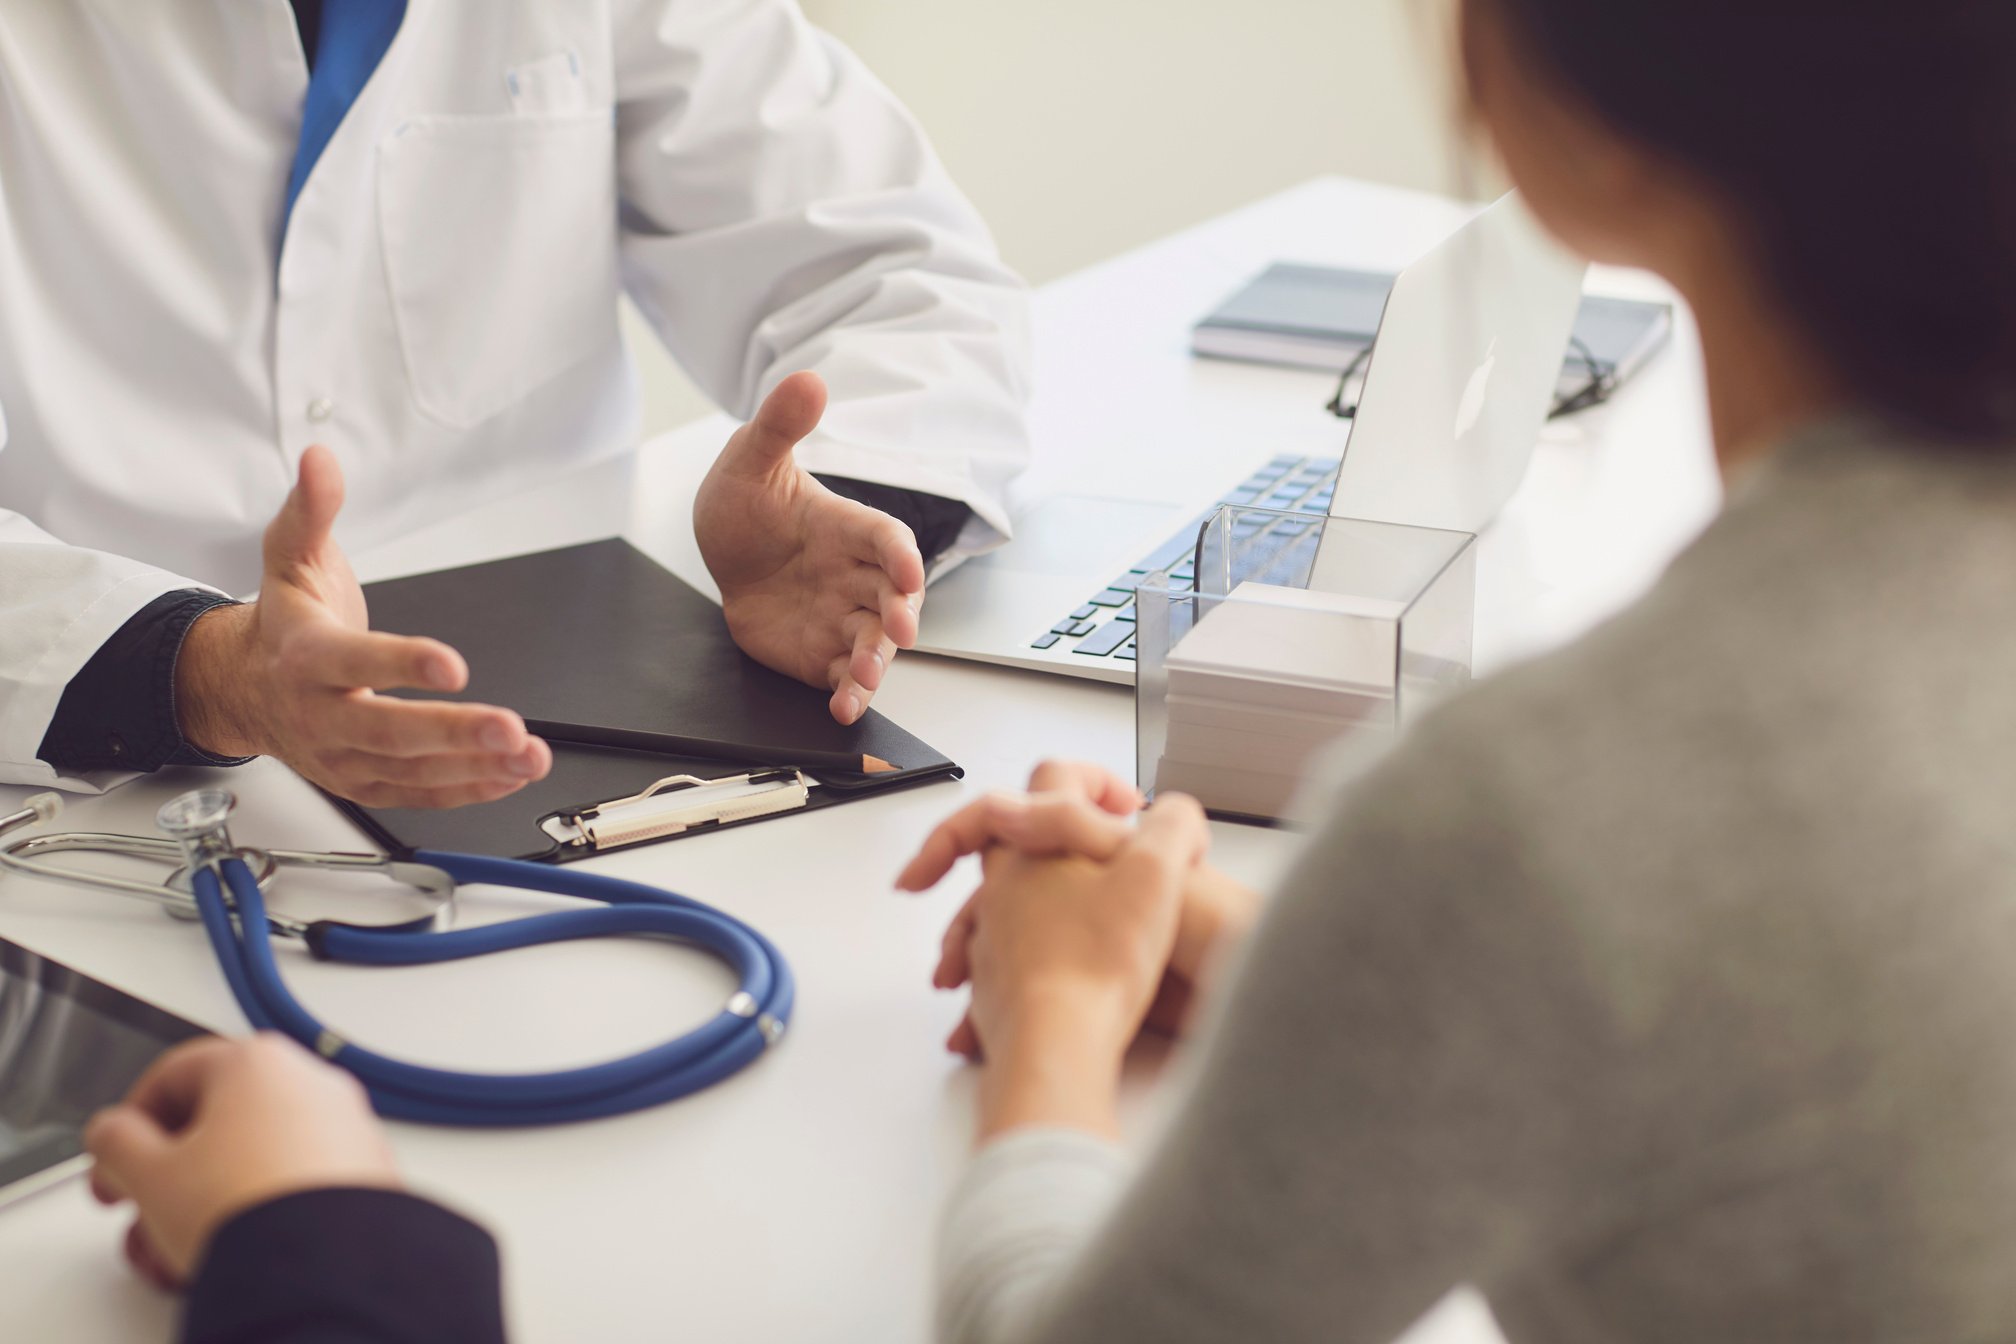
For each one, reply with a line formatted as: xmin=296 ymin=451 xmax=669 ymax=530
xmin=541 ymin=770 xmax=816 ymax=853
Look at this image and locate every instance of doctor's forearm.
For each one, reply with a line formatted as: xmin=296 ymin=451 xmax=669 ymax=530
xmin=612 ymin=0 xmax=1032 ymax=543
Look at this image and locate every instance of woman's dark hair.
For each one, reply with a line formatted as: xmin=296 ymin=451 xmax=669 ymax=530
xmin=1481 ymin=0 xmax=2016 ymax=443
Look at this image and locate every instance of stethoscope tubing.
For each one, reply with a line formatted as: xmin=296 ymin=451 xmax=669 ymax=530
xmin=189 ymin=850 xmax=794 ymax=1127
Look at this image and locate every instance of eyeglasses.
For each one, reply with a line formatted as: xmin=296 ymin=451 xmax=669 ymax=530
xmin=1325 ymin=334 xmax=1619 ymax=421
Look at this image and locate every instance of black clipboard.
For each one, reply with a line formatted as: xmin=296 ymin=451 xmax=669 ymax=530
xmin=334 ymin=539 xmax=961 ymax=862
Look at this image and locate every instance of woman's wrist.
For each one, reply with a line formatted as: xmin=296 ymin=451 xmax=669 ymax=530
xmin=976 ymin=988 xmax=1133 ymax=1142
xmin=1172 ymin=866 xmax=1260 ymax=987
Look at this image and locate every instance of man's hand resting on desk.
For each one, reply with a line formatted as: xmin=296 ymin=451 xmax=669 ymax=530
xmin=85 ymin=1034 xmax=399 ymax=1288
xmin=175 ymin=446 xmax=552 ymax=808
xmin=695 ymin=372 xmax=928 ymax=726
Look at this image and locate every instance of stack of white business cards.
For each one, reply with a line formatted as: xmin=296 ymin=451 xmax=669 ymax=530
xmin=1154 ymin=581 xmax=1404 ymax=818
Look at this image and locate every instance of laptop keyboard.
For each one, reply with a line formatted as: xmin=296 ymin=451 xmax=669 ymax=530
xmin=1032 ymin=454 xmax=1342 ymax=661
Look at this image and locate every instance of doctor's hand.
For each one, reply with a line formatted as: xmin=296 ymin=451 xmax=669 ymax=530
xmin=84 ymin=1034 xmax=399 ymax=1289
xmin=695 ymin=372 xmax=927 ymax=725
xmin=175 ymin=446 xmax=551 ymax=808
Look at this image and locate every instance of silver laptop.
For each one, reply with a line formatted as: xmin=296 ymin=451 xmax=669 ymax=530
xmin=917 ymin=193 xmax=1588 ymax=685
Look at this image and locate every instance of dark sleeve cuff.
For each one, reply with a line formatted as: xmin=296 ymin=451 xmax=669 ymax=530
xmin=182 ymin=1187 xmax=507 ymax=1344
xmin=36 ymin=589 xmax=251 ymax=774
xmin=814 ymin=475 xmax=973 ymax=569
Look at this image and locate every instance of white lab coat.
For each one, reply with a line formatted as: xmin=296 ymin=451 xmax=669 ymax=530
xmin=0 ymin=0 xmax=1032 ymax=792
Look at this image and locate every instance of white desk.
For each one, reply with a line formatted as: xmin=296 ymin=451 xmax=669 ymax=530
xmin=0 ymin=178 xmax=1717 ymax=1343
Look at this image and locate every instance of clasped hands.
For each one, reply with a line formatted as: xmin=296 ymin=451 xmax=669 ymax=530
xmin=897 ymin=761 xmax=1260 ymax=1139
xmin=176 ymin=371 xmax=926 ymax=808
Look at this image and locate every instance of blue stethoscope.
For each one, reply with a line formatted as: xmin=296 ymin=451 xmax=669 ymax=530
xmin=0 ymin=788 xmax=794 ymax=1127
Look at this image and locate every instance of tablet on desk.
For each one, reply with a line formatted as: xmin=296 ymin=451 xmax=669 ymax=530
xmin=0 ymin=937 xmax=208 ymax=1210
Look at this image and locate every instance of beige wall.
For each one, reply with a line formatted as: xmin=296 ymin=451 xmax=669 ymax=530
xmin=626 ymin=0 xmax=1468 ymax=435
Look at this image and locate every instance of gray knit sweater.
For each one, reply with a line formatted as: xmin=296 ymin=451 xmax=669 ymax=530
xmin=939 ymin=418 xmax=2016 ymax=1344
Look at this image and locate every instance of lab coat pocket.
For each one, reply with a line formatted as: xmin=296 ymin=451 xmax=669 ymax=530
xmin=505 ymin=51 xmax=591 ymax=117
xmin=377 ymin=112 xmax=619 ymax=429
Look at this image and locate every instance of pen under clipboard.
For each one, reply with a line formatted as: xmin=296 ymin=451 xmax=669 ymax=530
xmin=524 ymin=720 xmax=897 ymax=777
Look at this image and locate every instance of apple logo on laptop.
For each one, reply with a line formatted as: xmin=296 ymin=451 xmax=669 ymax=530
xmin=1454 ymin=338 xmax=1498 ymax=442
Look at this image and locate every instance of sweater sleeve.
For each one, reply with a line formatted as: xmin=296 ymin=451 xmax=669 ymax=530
xmin=938 ymin=1129 xmax=1130 ymax=1344
xmin=181 ymin=1188 xmax=508 ymax=1344
xmin=935 ymin=725 xmax=1629 ymax=1344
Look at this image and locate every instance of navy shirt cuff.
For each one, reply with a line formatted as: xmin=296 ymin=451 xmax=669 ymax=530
xmin=36 ymin=589 xmax=252 ymax=774
xmin=814 ymin=475 xmax=972 ymax=568
xmin=182 ymin=1187 xmax=507 ymax=1344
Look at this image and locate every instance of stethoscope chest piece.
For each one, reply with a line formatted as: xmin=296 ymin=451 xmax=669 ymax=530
xmin=154 ymin=788 xmax=265 ymax=920
xmin=155 ymin=787 xmax=237 ymax=844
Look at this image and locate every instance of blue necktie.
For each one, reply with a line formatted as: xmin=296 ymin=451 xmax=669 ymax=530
xmin=283 ymin=0 xmax=408 ymax=228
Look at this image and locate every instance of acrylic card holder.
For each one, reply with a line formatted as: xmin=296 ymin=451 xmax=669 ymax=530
xmin=1135 ymin=506 xmax=1477 ymax=824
